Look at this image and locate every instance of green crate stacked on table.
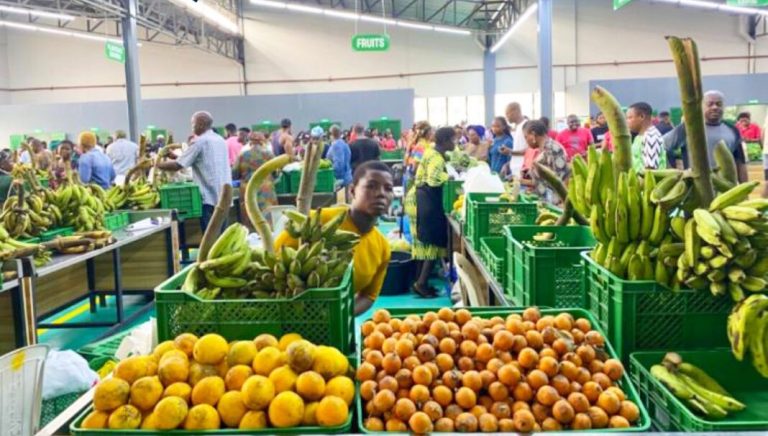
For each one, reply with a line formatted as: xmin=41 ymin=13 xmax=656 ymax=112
xmin=505 ymin=225 xmax=596 ymax=308
xmin=159 ymin=182 xmax=203 ymax=220
xmin=77 ymin=330 xmax=131 ymax=363
xmin=40 ymin=226 xmax=74 ymax=242
xmin=154 ymin=263 xmax=356 ymax=354
xmin=380 ymin=149 xmax=404 ymax=161
xmin=630 ymin=349 xmax=768 ymax=431
xmin=463 ymin=192 xmax=537 ymax=247
xmin=479 ymin=236 xmax=507 ymax=290
xmin=41 ymin=391 xmax=86 ymax=428
xmin=355 ymin=307 xmax=652 ymax=434
xmin=441 ymin=179 xmax=463 ymax=213
xmin=104 ymin=212 xmax=129 ymax=231
xmin=274 ymin=172 xmax=291 ymax=194
xmin=582 ymin=252 xmax=732 ymax=359
xmin=288 ymin=169 xmax=335 ymax=193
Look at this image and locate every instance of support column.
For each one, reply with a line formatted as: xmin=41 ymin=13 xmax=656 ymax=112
xmin=122 ymin=0 xmax=143 ymax=142
xmin=538 ymin=0 xmax=553 ymax=120
xmin=483 ymin=47 xmax=496 ymax=128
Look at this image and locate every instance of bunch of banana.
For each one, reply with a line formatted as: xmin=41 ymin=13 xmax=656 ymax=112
xmin=657 ymin=181 xmax=768 ymax=300
xmin=0 ymin=225 xmax=51 ymax=267
xmin=536 ymin=209 xmax=559 ymax=226
xmin=727 ymin=293 xmax=768 ymax=377
xmin=55 ymin=180 xmax=107 ymax=232
xmin=88 ymin=183 xmax=116 ymax=212
xmin=105 ymin=185 xmax=129 ymax=210
xmin=126 ymin=179 xmax=160 ymax=210
xmin=182 ymin=223 xmax=252 ymax=300
xmin=651 ymin=352 xmax=745 ymax=419
xmin=0 ymin=182 xmax=61 ymax=238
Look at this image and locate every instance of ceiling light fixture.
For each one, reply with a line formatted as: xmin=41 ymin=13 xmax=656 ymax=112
xmin=0 ymin=5 xmax=74 ymax=21
xmin=0 ymin=19 xmax=133 ymax=45
xmin=490 ymin=2 xmax=538 ymax=53
xmin=250 ymin=0 xmax=471 ymax=35
xmin=652 ymin=0 xmax=768 ymax=16
xmin=169 ymin=0 xmax=240 ymax=35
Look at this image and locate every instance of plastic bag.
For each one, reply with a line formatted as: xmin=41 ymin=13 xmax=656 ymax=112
xmin=42 ymin=350 xmax=99 ymax=399
xmin=459 ymin=165 xmax=506 ymax=220
xmin=116 ymin=320 xmax=155 ymax=360
xmin=283 ymin=162 xmax=303 ymax=173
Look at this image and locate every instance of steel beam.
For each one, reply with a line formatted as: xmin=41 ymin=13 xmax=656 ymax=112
xmin=122 ymin=0 xmax=142 ymax=142
xmin=483 ymin=46 xmax=496 ymax=127
xmin=538 ymin=0 xmax=552 ymax=120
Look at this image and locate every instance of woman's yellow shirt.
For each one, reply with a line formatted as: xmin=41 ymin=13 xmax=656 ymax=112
xmin=274 ymin=207 xmax=391 ymax=300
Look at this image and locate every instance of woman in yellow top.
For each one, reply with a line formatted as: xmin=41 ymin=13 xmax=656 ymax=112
xmin=404 ymin=126 xmax=456 ymax=298
xmin=274 ymin=161 xmax=394 ymax=315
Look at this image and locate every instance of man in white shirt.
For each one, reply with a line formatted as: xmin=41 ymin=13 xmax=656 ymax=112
xmin=506 ymin=102 xmax=529 ymax=176
xmin=106 ymin=130 xmax=139 ymax=176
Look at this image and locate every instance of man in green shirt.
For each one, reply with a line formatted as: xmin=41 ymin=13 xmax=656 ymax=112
xmin=0 ymin=150 xmax=13 ymax=204
xmin=627 ymin=102 xmax=666 ymax=172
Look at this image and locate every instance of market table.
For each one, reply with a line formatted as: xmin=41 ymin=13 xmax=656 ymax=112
xmin=2 ymin=210 xmax=180 ymax=352
xmin=447 ymin=214 xmax=509 ymax=307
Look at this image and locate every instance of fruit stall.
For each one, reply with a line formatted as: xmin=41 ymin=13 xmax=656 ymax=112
xmin=4 ymin=37 xmax=768 ymax=436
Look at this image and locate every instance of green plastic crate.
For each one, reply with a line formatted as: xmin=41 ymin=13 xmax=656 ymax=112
xmin=463 ymin=193 xmax=537 ymax=247
xmin=441 ymin=179 xmax=463 ymax=213
xmin=288 ymin=168 xmax=335 ymax=194
xmin=40 ymin=226 xmax=74 ymax=242
xmin=630 ymin=349 xmax=768 ymax=432
xmin=77 ymin=330 xmax=132 ymax=362
xmin=479 ymin=236 xmax=506 ymax=290
xmin=505 ymin=225 xmax=596 ymax=308
xmin=159 ymin=182 xmax=203 ymax=220
xmin=356 ymin=307 xmax=652 ymax=433
xmin=41 ymin=391 xmax=85 ymax=427
xmin=71 ymin=404 xmax=352 ymax=435
xmin=274 ymin=172 xmax=290 ymax=194
xmin=104 ymin=212 xmax=129 ymax=231
xmin=582 ymin=251 xmax=732 ymax=360
xmin=155 ymin=263 xmax=355 ymax=353
xmin=380 ymin=149 xmax=404 ymax=160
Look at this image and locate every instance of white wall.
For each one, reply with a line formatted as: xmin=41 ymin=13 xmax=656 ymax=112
xmin=0 ymin=0 xmax=767 ymax=114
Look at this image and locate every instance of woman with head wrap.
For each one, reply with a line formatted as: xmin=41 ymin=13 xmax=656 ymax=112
xmin=465 ymin=125 xmax=489 ymax=161
xmin=404 ymin=121 xmax=432 ymax=187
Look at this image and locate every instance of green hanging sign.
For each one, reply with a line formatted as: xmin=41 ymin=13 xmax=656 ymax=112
xmin=727 ymin=0 xmax=768 ymax=5
xmin=105 ymin=41 xmax=125 ymax=63
xmin=613 ymin=0 xmax=633 ymax=10
xmin=352 ymin=34 xmax=390 ymax=52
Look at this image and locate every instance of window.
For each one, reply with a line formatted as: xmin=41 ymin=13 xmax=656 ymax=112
xmin=414 ymin=98 xmax=428 ymax=123
xmin=467 ymin=95 xmax=485 ymax=125
xmin=447 ymin=97 xmax=468 ymax=126
xmin=428 ymin=97 xmax=447 ymax=127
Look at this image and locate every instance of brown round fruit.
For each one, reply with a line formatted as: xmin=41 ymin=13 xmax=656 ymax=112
xmin=442 ymin=370 xmax=462 ymax=389
xmin=609 ymin=415 xmax=631 ymax=428
xmin=542 ymin=417 xmax=562 ymax=431
xmin=512 ymin=409 xmax=535 ymax=433
xmin=403 ymin=356 xmax=420 ymax=371
xmin=409 ymin=385 xmax=430 ymax=405
xmin=552 ymin=399 xmax=575 ymax=424
xmin=588 ymin=406 xmax=609 ymax=428
xmin=531 ymin=402 xmax=551 ymax=422
xmin=459 ymin=340 xmax=477 ymax=358
xmin=455 ymin=412 xmax=478 ymax=432
xmin=572 ymin=412 xmax=592 ymax=430
xmin=365 ymin=417 xmax=384 ymax=431
xmin=416 ymin=344 xmax=436 ymax=363
xmin=412 ymin=365 xmax=432 ymax=386
xmin=592 ymin=372 xmax=612 ymax=390
xmin=619 ymin=400 xmax=640 ymax=422
xmin=360 ymin=380 xmax=377 ymax=401
xmin=511 ymin=401 xmax=530 ymax=413
xmin=535 ymin=385 xmax=560 ymax=407
xmin=438 ymin=338 xmax=456 ymax=355
xmin=394 ymin=339 xmax=414 ymax=359
xmin=462 ymin=370 xmax=483 ymax=393
xmin=422 ymin=400 xmax=443 ymax=421
xmin=435 ymin=353 xmax=454 ymax=373
xmin=488 ymin=382 xmax=509 ymax=402
xmin=597 ymin=391 xmax=621 ymax=415
xmin=382 ymin=337 xmax=397 ymax=354
xmin=395 ymin=368 xmax=413 ymax=389
xmin=373 ymin=309 xmax=391 ymax=324
xmin=457 ymin=356 xmax=474 ymax=372
xmin=554 ymin=313 xmax=573 ymax=331
xmin=455 ymin=309 xmax=472 ymax=326
xmin=522 ymin=307 xmax=541 ymax=323
xmin=513 ymin=382 xmax=533 ymax=402
xmin=480 ymin=370 xmax=496 ymax=389
xmin=373 ymin=390 xmax=396 ymax=413
xmin=568 ymin=392 xmax=590 ymax=413
xmin=583 ymin=381 xmax=603 ymax=404
xmin=603 ymin=359 xmax=624 ymax=381
xmin=357 ymin=362 xmax=376 ymax=381
xmin=394 ymin=398 xmax=417 ymax=421
xmin=574 ymin=318 xmax=591 ymax=333
xmin=434 ymin=417 xmax=454 ymax=432
xmin=429 ymin=321 xmax=449 ymax=339
xmin=493 ymin=330 xmax=515 ymax=351
xmin=490 ymin=401 xmax=511 ymax=419
xmin=385 ymin=417 xmax=408 ymax=431
xmin=382 ymin=353 xmax=402 ymax=375
xmin=517 ymin=348 xmax=539 ymax=369
xmin=478 ymin=413 xmax=499 ymax=432
xmin=497 ymin=364 xmax=521 ymax=387
xmin=455 ymin=387 xmax=477 ymax=409
xmin=527 ymin=369 xmax=549 ymax=390
xmin=445 ymin=404 xmax=463 ymax=421
xmin=432 ymin=385 xmax=453 ymax=407
xmin=584 ymin=331 xmax=605 ymax=348
xmin=379 ymin=375 xmax=398 ymax=392
xmin=577 ymin=345 xmax=596 ymax=364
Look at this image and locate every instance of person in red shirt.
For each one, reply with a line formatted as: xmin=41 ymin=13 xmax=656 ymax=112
xmin=557 ymin=114 xmax=594 ymax=159
xmin=737 ymin=112 xmax=762 ymax=143
xmin=380 ymin=130 xmax=397 ymax=151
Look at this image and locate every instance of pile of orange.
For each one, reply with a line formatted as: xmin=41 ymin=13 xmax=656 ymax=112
xmin=82 ymin=332 xmax=353 ymax=430
xmin=357 ymin=308 xmax=641 ymax=433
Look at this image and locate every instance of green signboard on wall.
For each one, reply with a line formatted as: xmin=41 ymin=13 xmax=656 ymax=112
xmin=352 ymin=34 xmax=390 ymax=52
xmin=727 ymin=0 xmax=768 ymax=5
xmin=613 ymin=0 xmax=633 ymax=10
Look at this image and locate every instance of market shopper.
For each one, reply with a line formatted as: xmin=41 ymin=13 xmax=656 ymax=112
xmin=489 ymin=117 xmax=513 ymax=174
xmin=404 ymin=121 xmax=432 ymax=186
xmin=465 ymin=125 xmax=488 ymax=161
xmin=327 ymin=125 xmax=352 ymax=188
xmin=557 ymin=114 xmax=594 ymax=160
xmin=106 ymin=130 xmax=139 ymax=176
xmin=540 ymin=116 xmax=558 ymax=141
xmin=737 ymin=112 xmax=762 ymax=143
xmin=51 ymin=140 xmax=74 ymax=189
xmin=656 ymin=111 xmax=674 ymax=135
xmin=664 ymin=90 xmax=747 ymax=182
xmin=275 ymin=161 xmax=394 ymax=315
xmin=591 ymin=112 xmax=610 ymax=145
xmin=271 ymin=119 xmax=294 ymax=158
xmin=350 ymin=126 xmax=381 ymax=172
xmin=77 ymin=131 xmax=115 ymax=189
xmin=225 ymin=123 xmax=242 ymax=166
xmin=157 ymin=111 xmax=232 ymax=232
xmin=506 ymin=102 xmax=529 ymax=176
xmin=380 ymin=130 xmax=397 ymax=151
xmin=0 ymin=150 xmax=13 ymax=204
xmin=404 ymin=126 xmax=455 ymax=298
xmin=233 ymin=130 xmax=276 ymax=219
xmin=522 ymin=120 xmax=570 ymax=204
xmin=626 ymin=102 xmax=666 ymax=171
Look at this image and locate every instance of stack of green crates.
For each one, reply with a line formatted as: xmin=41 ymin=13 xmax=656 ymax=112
xmin=582 ymin=251 xmax=732 ymax=359
xmin=159 ymin=183 xmax=203 ymax=220
xmin=274 ymin=172 xmax=291 ymax=194
xmin=463 ymin=193 xmax=537 ymax=247
xmin=630 ymin=349 xmax=768 ymax=431
xmin=442 ymin=180 xmax=463 ymax=213
xmin=288 ymin=169 xmax=335 ymax=194
xmin=380 ymin=149 xmax=404 ymax=161
xmin=154 ymin=263 xmax=356 ymax=354
xmin=505 ymin=225 xmax=595 ymax=308
xmin=479 ymin=236 xmax=507 ymax=290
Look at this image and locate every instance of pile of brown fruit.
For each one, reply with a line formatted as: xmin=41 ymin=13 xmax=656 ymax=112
xmin=356 ymin=308 xmax=641 ymax=433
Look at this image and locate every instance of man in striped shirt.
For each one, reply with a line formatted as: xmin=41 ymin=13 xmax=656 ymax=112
xmin=627 ymin=102 xmax=666 ymax=171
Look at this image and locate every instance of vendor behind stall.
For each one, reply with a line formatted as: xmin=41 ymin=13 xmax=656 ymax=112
xmin=274 ymin=161 xmax=394 ymax=315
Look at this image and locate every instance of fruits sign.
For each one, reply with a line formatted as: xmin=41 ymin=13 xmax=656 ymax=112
xmin=105 ymin=41 xmax=125 ymax=63
xmin=613 ymin=0 xmax=633 ymax=10
xmin=352 ymin=34 xmax=390 ymax=52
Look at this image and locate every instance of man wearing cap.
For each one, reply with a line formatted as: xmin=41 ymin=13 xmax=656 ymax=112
xmin=158 ymin=111 xmax=232 ymax=232
xmin=78 ymin=131 xmax=116 ymax=189
xmin=107 ymin=130 xmax=139 ymax=176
